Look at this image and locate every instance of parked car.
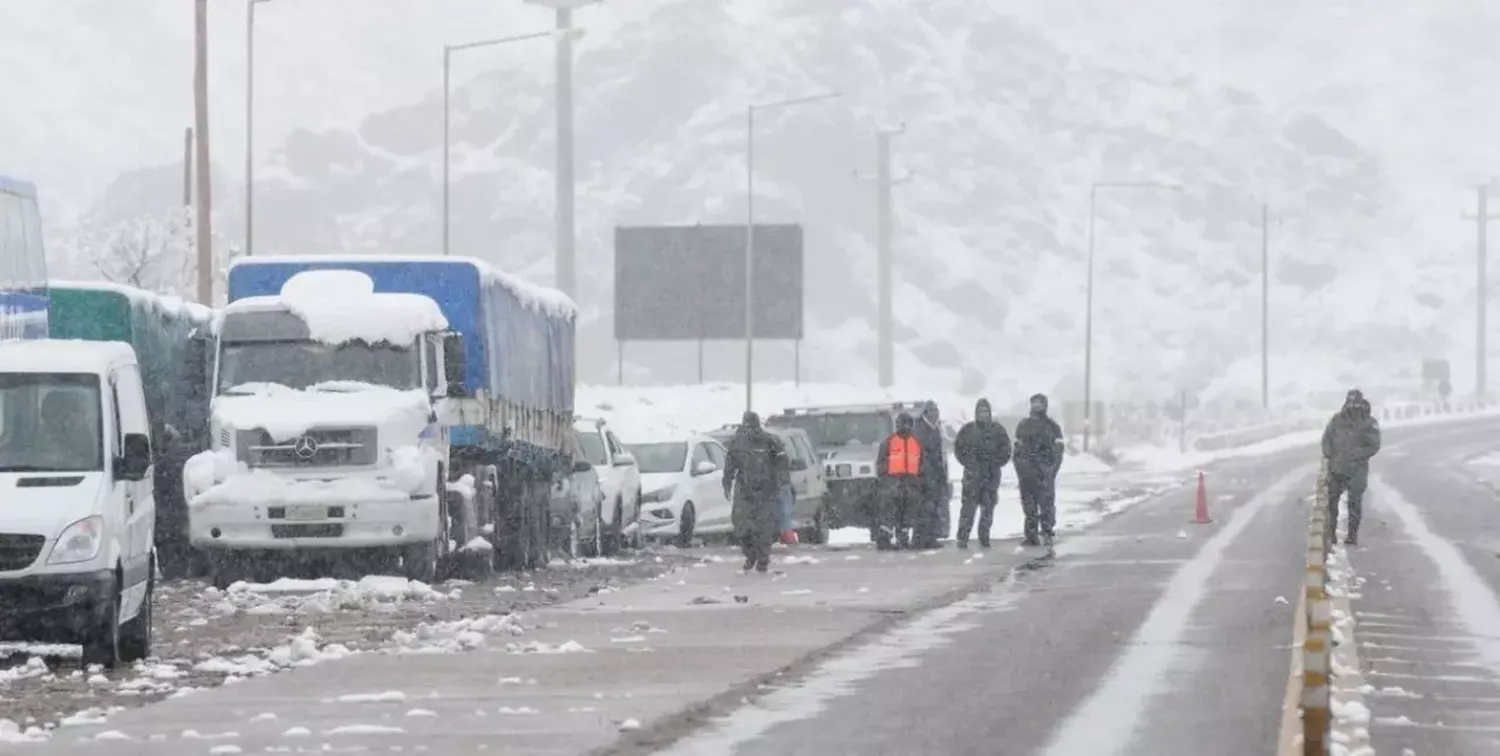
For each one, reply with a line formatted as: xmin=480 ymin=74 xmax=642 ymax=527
xmin=705 ymin=425 xmax=830 ymax=544
xmin=629 ymin=434 xmax=732 ymax=546
xmin=573 ymin=417 xmax=642 ymax=552
xmin=550 ymin=428 xmax=607 ymax=558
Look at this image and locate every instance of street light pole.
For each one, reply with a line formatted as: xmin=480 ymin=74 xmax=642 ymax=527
xmin=441 ymin=30 xmax=557 ymax=257
xmin=524 ymin=0 xmax=599 ymax=298
xmin=1082 ymin=180 xmax=1182 ymax=452
xmin=245 ymin=0 xmax=276 ymax=258
xmin=1462 ymin=181 xmax=1500 ymax=400
xmin=743 ymin=90 xmax=842 ymax=413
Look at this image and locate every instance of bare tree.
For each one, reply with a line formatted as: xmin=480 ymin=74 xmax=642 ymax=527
xmin=55 ymin=207 xmax=242 ymax=305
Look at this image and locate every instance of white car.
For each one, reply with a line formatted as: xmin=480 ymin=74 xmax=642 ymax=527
xmin=573 ymin=417 xmax=641 ymax=552
xmin=630 ymin=434 xmax=733 ymax=546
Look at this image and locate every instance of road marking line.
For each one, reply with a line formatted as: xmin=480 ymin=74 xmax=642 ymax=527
xmin=1276 ymin=586 xmax=1308 ymax=755
xmin=1036 ymin=465 xmax=1312 ymax=756
xmin=1373 ymin=476 xmax=1500 ymax=669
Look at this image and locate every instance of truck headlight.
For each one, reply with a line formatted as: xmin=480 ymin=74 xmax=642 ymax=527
xmin=48 ymin=516 xmax=104 ymax=565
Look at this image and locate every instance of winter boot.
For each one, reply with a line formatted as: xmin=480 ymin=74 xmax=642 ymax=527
xmin=755 ymin=560 xmax=769 ymax=573
xmin=957 ymin=539 xmax=969 ymax=550
xmin=1023 ymin=535 xmax=1040 ymax=546
xmin=1043 ymin=533 xmax=1055 ymax=547
xmin=1344 ymin=532 xmax=1358 ymax=546
xmin=742 ymin=557 xmax=755 ymax=572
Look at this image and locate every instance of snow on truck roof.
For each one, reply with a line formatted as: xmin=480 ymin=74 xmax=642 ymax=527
xmin=50 ymin=279 xmax=216 ymax=323
xmin=0 ymin=339 xmax=137 ymax=374
xmin=228 ymin=254 xmax=577 ymax=320
xmin=223 ymin=269 xmax=449 ymax=346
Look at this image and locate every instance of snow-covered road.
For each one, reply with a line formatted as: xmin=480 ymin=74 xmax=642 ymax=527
xmin=0 ymin=555 xmax=691 ymax=742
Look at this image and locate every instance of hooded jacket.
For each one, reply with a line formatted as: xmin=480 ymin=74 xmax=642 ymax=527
xmin=1014 ymin=394 xmax=1064 ymax=479
xmin=1321 ymin=396 xmax=1380 ymax=478
xmin=954 ymin=398 xmax=1013 ymax=488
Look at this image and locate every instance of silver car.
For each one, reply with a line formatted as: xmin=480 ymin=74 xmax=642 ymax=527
xmin=550 ymin=428 xmax=608 ymax=558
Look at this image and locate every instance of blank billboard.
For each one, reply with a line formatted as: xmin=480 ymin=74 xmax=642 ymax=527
xmin=614 ymin=223 xmax=804 ymax=341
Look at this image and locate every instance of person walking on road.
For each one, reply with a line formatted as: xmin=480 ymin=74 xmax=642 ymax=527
xmin=875 ymin=412 xmax=925 ymax=550
xmin=911 ymin=400 xmax=950 ymax=549
xmin=1321 ymin=389 xmax=1381 ymax=546
xmin=722 ymin=411 xmax=789 ymax=572
xmin=1013 ymin=393 xmax=1065 ymax=546
xmin=954 ymin=398 xmax=1012 ymax=549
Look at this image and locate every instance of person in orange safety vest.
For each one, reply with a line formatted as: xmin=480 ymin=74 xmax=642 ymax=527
xmin=874 ymin=412 xmax=924 ymax=550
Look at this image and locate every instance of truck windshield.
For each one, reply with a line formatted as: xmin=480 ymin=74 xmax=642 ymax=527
xmin=577 ymin=431 xmax=607 ymax=465
xmin=217 ymin=340 xmax=421 ymax=393
xmin=767 ymin=412 xmax=891 ymax=448
xmin=0 ymin=373 xmax=103 ymax=473
xmin=629 ymin=442 xmax=687 ymax=474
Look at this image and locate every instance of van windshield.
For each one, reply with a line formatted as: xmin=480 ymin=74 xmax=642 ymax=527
xmin=216 ymin=340 xmax=421 ymax=394
xmin=0 ymin=373 xmax=104 ymax=473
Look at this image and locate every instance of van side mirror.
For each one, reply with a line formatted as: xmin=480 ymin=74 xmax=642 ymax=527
xmin=572 ymin=459 xmax=593 ymax=474
xmin=118 ymin=433 xmax=152 ymax=481
xmin=442 ymin=332 xmax=468 ymax=398
xmin=693 ymin=460 xmax=718 ymax=476
xmin=788 ymin=458 xmax=808 ymax=471
xmin=183 ymin=331 xmax=210 ymax=399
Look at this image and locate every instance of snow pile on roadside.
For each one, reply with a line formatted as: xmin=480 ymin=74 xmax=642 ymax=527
xmin=276 ymin=268 xmax=448 ymax=346
xmin=0 ymin=718 xmax=48 ymax=744
xmin=0 ymin=655 xmax=49 ymax=688
xmin=389 ymin=614 xmax=527 ymax=654
xmin=208 ymin=576 xmax=453 ymax=615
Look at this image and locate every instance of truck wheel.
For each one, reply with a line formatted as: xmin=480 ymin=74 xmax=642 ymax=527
xmin=403 ymin=479 xmax=449 ymax=584
xmin=81 ymin=580 xmax=123 ymax=669
xmin=120 ymin=569 xmax=154 ymax=663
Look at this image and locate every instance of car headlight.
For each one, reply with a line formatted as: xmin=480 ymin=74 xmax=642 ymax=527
xmin=49 ymin=516 xmax=104 ymax=565
xmin=641 ymin=485 xmax=676 ymax=504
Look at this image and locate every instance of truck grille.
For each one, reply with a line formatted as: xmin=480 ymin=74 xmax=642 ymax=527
xmin=0 ymin=534 xmax=45 ymax=572
xmin=238 ymin=427 xmax=377 ymax=468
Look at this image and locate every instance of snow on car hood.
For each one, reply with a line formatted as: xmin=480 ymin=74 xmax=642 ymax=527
xmin=212 ymin=384 xmax=432 ymax=442
xmin=0 ymin=472 xmax=103 ymax=537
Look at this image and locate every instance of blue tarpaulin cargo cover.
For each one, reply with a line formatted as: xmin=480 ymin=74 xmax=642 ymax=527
xmin=226 ymin=255 xmax=577 ymax=425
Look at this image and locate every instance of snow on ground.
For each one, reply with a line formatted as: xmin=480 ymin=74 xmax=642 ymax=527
xmin=0 ymin=556 xmax=700 ymax=737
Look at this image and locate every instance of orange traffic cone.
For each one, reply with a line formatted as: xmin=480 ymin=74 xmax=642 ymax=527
xmin=1192 ymin=471 xmax=1213 ymax=524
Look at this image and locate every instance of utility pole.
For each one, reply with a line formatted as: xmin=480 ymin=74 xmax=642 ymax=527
xmin=1261 ymin=202 xmax=1270 ymax=410
xmin=1462 ymin=182 xmax=1500 ymax=400
xmin=183 ymin=127 xmax=194 ymax=207
xmin=856 ymin=126 xmax=911 ymax=387
xmin=246 ymin=0 xmax=277 ymax=258
xmin=194 ymin=0 xmax=215 ymax=305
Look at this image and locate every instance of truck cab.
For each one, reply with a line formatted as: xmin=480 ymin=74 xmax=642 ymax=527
xmin=182 ymin=270 xmax=465 ymax=587
xmin=0 ymin=340 xmax=156 ymax=668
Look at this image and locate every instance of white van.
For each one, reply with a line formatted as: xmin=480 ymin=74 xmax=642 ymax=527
xmin=0 ymin=340 xmax=156 ymax=667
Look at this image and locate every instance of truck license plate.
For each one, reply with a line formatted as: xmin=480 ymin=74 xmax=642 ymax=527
xmin=285 ymin=505 xmax=327 ymax=521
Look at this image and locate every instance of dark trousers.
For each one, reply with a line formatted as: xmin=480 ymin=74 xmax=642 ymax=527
xmin=957 ymin=481 xmax=998 ymax=545
xmin=1018 ymin=474 xmax=1056 ymax=540
xmin=1327 ymin=470 xmax=1366 ymax=537
xmin=880 ymin=479 xmax=922 ymax=549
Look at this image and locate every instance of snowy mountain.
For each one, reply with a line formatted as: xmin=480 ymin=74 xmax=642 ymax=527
xmin=10 ymin=1 xmax=1487 ymax=409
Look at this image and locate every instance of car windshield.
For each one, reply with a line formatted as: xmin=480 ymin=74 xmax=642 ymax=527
xmin=0 ymin=373 xmax=104 ymax=473
xmin=217 ymin=340 xmax=420 ymax=393
xmin=577 ymin=431 xmax=608 ymax=465
xmin=628 ymin=442 xmax=687 ymax=474
xmin=768 ymin=412 xmax=891 ymax=447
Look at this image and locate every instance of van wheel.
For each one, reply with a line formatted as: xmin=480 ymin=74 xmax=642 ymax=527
xmin=120 ymin=569 xmax=154 ymax=663
xmin=81 ymin=580 xmax=123 ymax=669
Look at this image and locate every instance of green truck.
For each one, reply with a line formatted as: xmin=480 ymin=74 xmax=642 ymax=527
xmin=48 ymin=281 xmax=216 ymax=578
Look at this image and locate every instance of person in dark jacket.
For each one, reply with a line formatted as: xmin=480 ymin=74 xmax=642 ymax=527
xmin=875 ymin=412 xmax=924 ymax=550
xmin=911 ymin=400 xmax=950 ymax=549
xmin=722 ymin=411 xmax=789 ymax=572
xmin=1013 ymin=393 xmax=1065 ymax=546
xmin=954 ymin=398 xmax=1013 ymax=549
xmin=1321 ymin=389 xmax=1381 ymax=546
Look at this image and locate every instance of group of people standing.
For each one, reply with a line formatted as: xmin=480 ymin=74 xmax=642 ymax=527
xmin=869 ymin=394 xmax=1067 ymax=551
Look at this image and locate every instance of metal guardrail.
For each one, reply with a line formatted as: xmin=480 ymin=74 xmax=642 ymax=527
xmin=1300 ymin=458 xmax=1333 ymax=755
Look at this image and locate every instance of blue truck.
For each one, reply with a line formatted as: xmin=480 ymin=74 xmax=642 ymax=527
xmin=182 ymin=255 xmax=576 ymax=584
